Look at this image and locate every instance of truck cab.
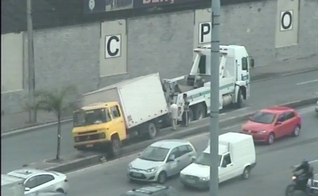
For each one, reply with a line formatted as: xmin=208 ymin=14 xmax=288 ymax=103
xmin=162 ymin=44 xmax=254 ymax=122
xmin=72 ymin=102 xmax=126 ymax=156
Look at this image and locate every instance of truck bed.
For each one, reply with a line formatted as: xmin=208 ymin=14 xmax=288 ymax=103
xmin=82 ymin=73 xmax=168 ymax=129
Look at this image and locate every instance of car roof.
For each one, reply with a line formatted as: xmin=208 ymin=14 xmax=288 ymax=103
xmin=150 ymin=139 xmax=190 ymax=149
xmin=7 ymin=169 xmax=62 ymax=179
xmin=261 ymin=106 xmax=293 ymax=114
xmin=127 ymin=185 xmax=170 ymax=195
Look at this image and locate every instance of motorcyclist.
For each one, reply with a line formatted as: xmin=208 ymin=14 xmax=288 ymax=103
xmin=294 ymin=160 xmax=314 ymax=188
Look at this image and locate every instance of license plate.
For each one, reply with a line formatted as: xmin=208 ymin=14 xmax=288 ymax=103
xmin=133 ymin=173 xmax=142 ymax=177
xmin=86 ymin=144 xmax=93 ymax=147
xmin=186 ymin=179 xmax=195 ymax=184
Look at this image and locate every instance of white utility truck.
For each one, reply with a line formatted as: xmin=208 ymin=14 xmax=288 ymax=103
xmin=162 ymin=44 xmax=254 ymax=122
xmin=1 ymin=174 xmax=24 ymax=196
xmin=179 ymin=132 xmax=256 ymax=189
xmin=72 ymin=73 xmax=169 ymax=156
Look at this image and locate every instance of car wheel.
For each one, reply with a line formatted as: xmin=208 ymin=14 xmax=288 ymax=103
xmin=157 ymin=171 xmax=167 ymax=184
xmin=292 ymin=125 xmax=300 ymax=137
xmin=242 ymin=166 xmax=251 ymax=180
xmin=267 ymin=133 xmax=275 ymax=145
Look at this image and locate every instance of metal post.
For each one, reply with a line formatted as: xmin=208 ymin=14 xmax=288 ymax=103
xmin=27 ymin=0 xmax=36 ymax=122
xmin=209 ymin=0 xmax=221 ymax=195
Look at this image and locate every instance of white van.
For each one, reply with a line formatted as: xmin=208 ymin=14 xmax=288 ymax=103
xmin=179 ymin=132 xmax=256 ymax=188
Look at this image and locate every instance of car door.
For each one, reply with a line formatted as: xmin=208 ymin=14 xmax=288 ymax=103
xmin=274 ymin=113 xmax=287 ymax=138
xmin=219 ymin=153 xmax=234 ymax=182
xmin=176 ymin=145 xmax=191 ymax=170
xmin=166 ymin=148 xmax=181 ymax=176
xmin=284 ymin=111 xmax=297 ymax=134
xmin=26 ymin=174 xmax=55 ymax=193
xmin=109 ymin=105 xmax=126 ymax=140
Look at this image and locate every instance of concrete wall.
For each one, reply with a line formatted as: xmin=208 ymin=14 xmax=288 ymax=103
xmin=1 ymin=0 xmax=317 ymax=115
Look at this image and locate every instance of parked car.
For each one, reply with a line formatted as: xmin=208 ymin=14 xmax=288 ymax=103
xmin=127 ymin=139 xmax=197 ymax=183
xmin=7 ymin=169 xmax=69 ymax=195
xmin=121 ymin=185 xmax=179 ymax=196
xmin=240 ymin=107 xmax=301 ymax=144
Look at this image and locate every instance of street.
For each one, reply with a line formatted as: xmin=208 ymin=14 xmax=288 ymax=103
xmin=64 ymin=106 xmax=318 ymax=196
xmin=1 ymin=70 xmax=318 ymax=173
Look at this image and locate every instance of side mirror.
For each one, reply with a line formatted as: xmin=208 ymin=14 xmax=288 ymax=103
xmin=167 ymin=155 xmax=175 ymax=162
xmin=25 ymin=187 xmax=31 ymax=191
xmin=191 ymin=156 xmax=196 ymax=162
xmin=276 ymin=121 xmax=282 ymax=125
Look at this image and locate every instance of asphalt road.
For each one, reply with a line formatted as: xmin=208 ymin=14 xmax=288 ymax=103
xmin=64 ymin=106 xmax=318 ymax=196
xmin=1 ymin=70 xmax=318 ymax=173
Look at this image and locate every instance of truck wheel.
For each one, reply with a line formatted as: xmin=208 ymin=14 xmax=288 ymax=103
xmin=147 ymin=122 xmax=158 ymax=139
xmin=193 ymin=104 xmax=206 ymax=120
xmin=109 ymin=136 xmax=121 ymax=157
xmin=235 ymin=88 xmax=244 ymax=108
xmin=242 ymin=166 xmax=251 ymax=180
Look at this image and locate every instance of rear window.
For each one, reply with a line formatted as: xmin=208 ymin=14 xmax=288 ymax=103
xmin=250 ymin=112 xmax=276 ymax=124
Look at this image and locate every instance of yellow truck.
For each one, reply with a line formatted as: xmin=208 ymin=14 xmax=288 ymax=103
xmin=72 ymin=73 xmax=169 ymax=157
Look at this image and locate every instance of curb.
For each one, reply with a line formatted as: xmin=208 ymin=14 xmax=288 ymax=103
xmin=40 ymin=97 xmax=317 ymax=173
xmin=2 ymin=68 xmax=317 ymax=137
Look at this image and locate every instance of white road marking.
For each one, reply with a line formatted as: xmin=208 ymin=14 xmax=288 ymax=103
xmin=296 ymin=79 xmax=318 ymax=86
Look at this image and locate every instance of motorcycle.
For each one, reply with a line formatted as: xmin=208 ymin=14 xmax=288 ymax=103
xmin=285 ymin=172 xmax=318 ymax=196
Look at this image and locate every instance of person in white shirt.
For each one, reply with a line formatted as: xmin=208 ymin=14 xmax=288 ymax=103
xmin=169 ymin=102 xmax=178 ymax=131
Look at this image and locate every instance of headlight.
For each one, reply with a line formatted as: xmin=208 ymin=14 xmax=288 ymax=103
xmin=146 ymin=167 xmax=158 ymax=173
xmin=98 ymin=133 xmax=106 ymax=139
xmin=257 ymin=130 xmax=267 ymax=134
xmin=200 ymin=177 xmax=209 ymax=181
xmin=127 ymin=164 xmax=132 ymax=170
xmin=292 ymin=176 xmax=297 ymax=180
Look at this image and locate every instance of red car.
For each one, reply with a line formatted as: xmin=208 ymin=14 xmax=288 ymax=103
xmin=240 ymin=107 xmax=302 ymax=144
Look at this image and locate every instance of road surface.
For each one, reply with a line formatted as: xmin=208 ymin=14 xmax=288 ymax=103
xmin=64 ymin=106 xmax=318 ymax=196
xmin=1 ymin=70 xmax=318 ymax=173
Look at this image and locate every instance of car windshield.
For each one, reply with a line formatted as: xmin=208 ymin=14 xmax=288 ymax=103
xmin=194 ymin=153 xmax=222 ymax=166
xmin=73 ymin=108 xmax=111 ymax=127
xmin=250 ymin=111 xmax=276 ymax=124
xmin=139 ymin=146 xmax=170 ymax=162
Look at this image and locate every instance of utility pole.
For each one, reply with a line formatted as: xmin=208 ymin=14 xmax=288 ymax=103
xmin=209 ymin=0 xmax=221 ymax=195
xmin=27 ymin=0 xmax=36 ymax=122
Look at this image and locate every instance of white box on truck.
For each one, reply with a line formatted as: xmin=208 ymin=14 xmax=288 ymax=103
xmin=82 ymin=73 xmax=168 ymax=129
xmin=1 ymin=174 xmax=24 ymax=196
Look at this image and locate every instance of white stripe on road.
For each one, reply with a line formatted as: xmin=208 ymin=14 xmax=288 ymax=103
xmin=296 ymin=79 xmax=318 ymax=85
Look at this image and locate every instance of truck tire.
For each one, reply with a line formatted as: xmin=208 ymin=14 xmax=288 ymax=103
xmin=109 ymin=135 xmax=121 ymax=158
xmin=241 ymin=166 xmax=251 ymax=180
xmin=146 ymin=122 xmax=158 ymax=139
xmin=235 ymin=88 xmax=244 ymax=108
xmin=193 ymin=103 xmax=206 ymax=120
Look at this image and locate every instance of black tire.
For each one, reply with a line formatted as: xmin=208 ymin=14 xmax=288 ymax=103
xmin=56 ymin=188 xmax=65 ymax=193
xmin=292 ymin=125 xmax=301 ymax=137
xmin=109 ymin=136 xmax=121 ymax=157
xmin=267 ymin=133 xmax=275 ymax=145
xmin=242 ymin=167 xmax=251 ymax=180
xmin=193 ymin=104 xmax=206 ymax=120
xmin=285 ymin=184 xmax=295 ymax=196
xmin=146 ymin=122 xmax=158 ymax=139
xmin=235 ymin=88 xmax=244 ymax=108
xmin=157 ymin=171 xmax=167 ymax=184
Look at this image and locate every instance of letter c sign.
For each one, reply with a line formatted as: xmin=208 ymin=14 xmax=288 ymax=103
xmin=105 ymin=35 xmax=121 ymax=59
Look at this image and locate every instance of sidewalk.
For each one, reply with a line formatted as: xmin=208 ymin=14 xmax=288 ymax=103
xmin=1 ymin=55 xmax=318 ymax=133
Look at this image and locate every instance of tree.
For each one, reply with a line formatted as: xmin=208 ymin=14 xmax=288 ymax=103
xmin=32 ymin=86 xmax=77 ymax=160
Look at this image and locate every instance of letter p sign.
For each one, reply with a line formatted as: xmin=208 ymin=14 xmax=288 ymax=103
xmin=199 ymin=22 xmax=211 ymax=44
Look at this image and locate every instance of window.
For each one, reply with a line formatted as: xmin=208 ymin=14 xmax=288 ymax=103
xmin=250 ymin=112 xmax=276 ymax=124
xmin=24 ymin=174 xmax=54 ymax=189
xmin=277 ymin=114 xmax=286 ymax=122
xmin=177 ymin=145 xmax=193 ymax=156
xmin=198 ymin=55 xmax=206 ymax=74
xmin=285 ymin=112 xmax=295 ymax=120
xmin=111 ymin=106 xmax=121 ymax=118
xmin=222 ymin=154 xmax=232 ymax=167
xmin=168 ymin=148 xmax=180 ymax=159
xmin=242 ymin=57 xmax=248 ymax=71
